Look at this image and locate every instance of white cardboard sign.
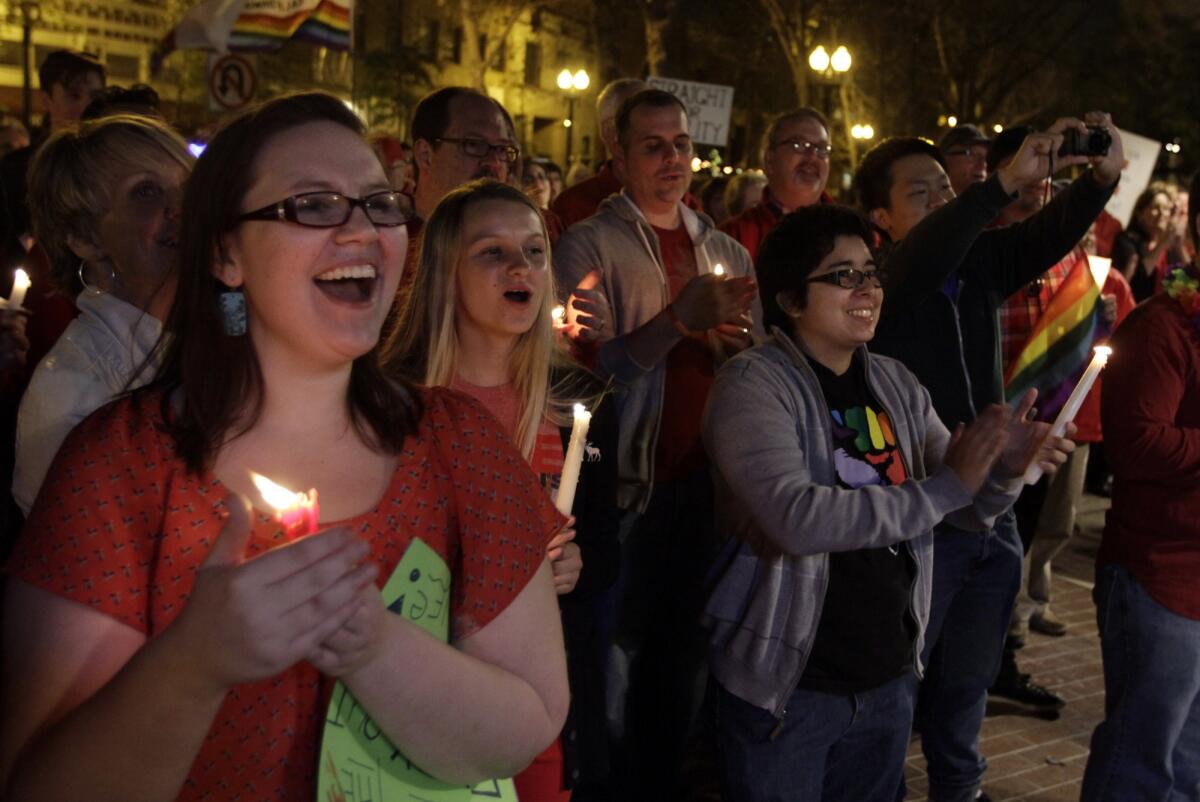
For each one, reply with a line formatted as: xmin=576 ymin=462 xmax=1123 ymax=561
xmin=647 ymin=76 xmax=734 ymax=147
xmin=1104 ymin=128 xmax=1162 ymax=228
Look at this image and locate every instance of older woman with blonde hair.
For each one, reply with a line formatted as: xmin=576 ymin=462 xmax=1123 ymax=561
xmin=12 ymin=113 xmax=192 ymax=514
xmin=387 ymin=178 xmax=620 ymax=801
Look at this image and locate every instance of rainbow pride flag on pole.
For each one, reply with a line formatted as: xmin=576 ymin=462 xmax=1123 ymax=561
xmin=154 ymin=0 xmax=352 ymax=67
xmin=1005 ymin=250 xmax=1109 ymax=417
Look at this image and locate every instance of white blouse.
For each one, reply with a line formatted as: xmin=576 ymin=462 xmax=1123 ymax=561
xmin=13 ymin=290 xmax=163 ymax=515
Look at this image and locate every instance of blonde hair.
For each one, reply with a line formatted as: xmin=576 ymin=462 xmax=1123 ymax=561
xmin=27 ymin=113 xmax=193 ymax=294
xmin=385 ymin=179 xmax=573 ymax=457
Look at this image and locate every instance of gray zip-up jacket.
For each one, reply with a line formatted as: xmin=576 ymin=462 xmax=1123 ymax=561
xmin=553 ymin=192 xmax=765 ymax=513
xmin=702 ymin=330 xmax=1023 ymax=718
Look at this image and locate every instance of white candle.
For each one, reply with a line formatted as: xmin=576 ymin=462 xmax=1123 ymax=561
xmin=1024 ymin=346 xmax=1112 ymax=484
xmin=713 ymin=263 xmax=725 ymax=277
xmin=8 ymin=268 xmax=30 ymax=309
xmin=554 ymin=403 xmax=592 ymax=515
xmin=551 ymin=305 xmax=565 ymax=327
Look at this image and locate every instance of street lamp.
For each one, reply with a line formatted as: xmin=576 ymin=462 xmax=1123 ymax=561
xmin=808 ymin=46 xmax=830 ymax=72
xmin=557 ymin=67 xmax=590 ymax=167
xmin=851 ymin=124 xmax=875 ymax=140
xmin=830 ymin=46 xmax=852 ymax=73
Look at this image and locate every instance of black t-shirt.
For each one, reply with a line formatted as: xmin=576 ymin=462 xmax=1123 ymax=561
xmin=799 ymin=352 xmax=919 ymax=693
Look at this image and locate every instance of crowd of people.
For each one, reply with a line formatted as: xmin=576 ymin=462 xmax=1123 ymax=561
xmin=0 ymin=49 xmax=1196 ymax=802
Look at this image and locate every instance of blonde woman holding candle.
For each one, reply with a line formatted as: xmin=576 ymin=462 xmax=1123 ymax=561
xmin=1 ymin=94 xmax=569 ymax=801
xmin=386 ymin=178 xmax=621 ymax=802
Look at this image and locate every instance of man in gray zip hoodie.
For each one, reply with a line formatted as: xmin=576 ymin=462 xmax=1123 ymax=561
xmin=702 ymin=205 xmax=1069 ymax=801
xmin=553 ymin=88 xmax=764 ymax=799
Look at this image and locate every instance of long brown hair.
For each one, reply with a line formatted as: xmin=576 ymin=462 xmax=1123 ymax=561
xmin=151 ymin=92 xmax=421 ymax=473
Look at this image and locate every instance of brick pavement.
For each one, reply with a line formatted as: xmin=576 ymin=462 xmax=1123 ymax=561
xmin=903 ymin=493 xmax=1110 ymax=802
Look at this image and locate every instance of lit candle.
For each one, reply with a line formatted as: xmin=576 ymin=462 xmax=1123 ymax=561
xmin=551 ymin=304 xmax=565 ymax=328
xmin=713 ymin=263 xmax=725 ymax=277
xmin=7 ymin=268 xmax=30 ymax=309
xmin=250 ymin=471 xmax=320 ymax=539
xmin=554 ymin=403 xmax=592 ymax=515
xmin=1023 ymin=345 xmax=1112 ymax=484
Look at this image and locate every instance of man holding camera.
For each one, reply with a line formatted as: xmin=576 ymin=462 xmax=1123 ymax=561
xmin=854 ymin=113 xmax=1122 ymax=802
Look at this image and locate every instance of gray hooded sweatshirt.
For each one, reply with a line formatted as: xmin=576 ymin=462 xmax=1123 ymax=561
xmin=702 ymin=330 xmax=1023 ymax=719
xmin=553 ymin=192 xmax=765 ymax=513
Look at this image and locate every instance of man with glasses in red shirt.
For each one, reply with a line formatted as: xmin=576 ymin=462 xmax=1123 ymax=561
xmin=721 ymin=108 xmax=833 ymax=263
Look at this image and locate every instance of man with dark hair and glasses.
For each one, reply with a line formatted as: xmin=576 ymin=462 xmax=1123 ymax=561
xmin=854 ymin=117 xmax=1123 ymax=802
xmin=722 ymin=108 xmax=833 ymax=263
xmin=554 ymin=87 xmax=763 ymax=800
xmin=398 ymin=87 xmax=520 ymax=304
xmin=702 ymin=202 xmax=1064 ymax=802
xmin=411 ymin=87 xmax=519 ymax=221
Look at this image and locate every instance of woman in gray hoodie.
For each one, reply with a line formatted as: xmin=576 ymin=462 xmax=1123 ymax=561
xmin=701 ymin=204 xmax=1072 ymax=802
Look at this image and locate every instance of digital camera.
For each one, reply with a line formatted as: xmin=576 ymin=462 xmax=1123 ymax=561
xmin=1058 ymin=126 xmax=1112 ymax=158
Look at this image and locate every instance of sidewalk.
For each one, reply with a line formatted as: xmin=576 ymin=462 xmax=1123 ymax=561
xmin=903 ymin=493 xmax=1110 ymax=802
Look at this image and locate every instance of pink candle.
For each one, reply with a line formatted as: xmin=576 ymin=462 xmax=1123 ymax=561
xmin=251 ymin=472 xmax=320 ymax=539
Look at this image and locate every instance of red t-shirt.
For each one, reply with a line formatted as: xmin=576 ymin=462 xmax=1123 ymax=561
xmin=652 ymin=223 xmax=714 ymax=482
xmin=449 ymin=377 xmax=565 ymax=494
xmin=6 ymin=386 xmax=564 ymax=800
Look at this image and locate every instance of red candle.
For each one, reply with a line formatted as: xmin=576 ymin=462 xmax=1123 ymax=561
xmin=250 ymin=471 xmax=320 ymax=539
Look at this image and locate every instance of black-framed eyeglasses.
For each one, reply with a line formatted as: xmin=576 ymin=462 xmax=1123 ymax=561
xmin=434 ymin=137 xmax=520 ymax=164
xmin=237 ymin=190 xmax=414 ymax=228
xmin=808 ymin=268 xmax=888 ymax=290
xmin=771 ymin=138 xmax=832 ymax=160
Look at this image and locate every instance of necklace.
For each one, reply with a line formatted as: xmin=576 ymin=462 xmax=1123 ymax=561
xmin=1163 ymin=265 xmax=1200 ymax=335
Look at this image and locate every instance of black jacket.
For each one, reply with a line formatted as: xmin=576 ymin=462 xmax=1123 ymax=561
xmin=553 ymin=368 xmax=620 ymax=789
xmin=872 ymin=171 xmax=1116 ymax=427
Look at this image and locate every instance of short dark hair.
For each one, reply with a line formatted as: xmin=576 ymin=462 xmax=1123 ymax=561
xmin=761 ymin=108 xmax=829 ymax=157
xmin=1190 ymin=171 xmax=1200 ymax=251
xmin=153 ymin=91 xmax=421 ymax=473
xmin=757 ymin=204 xmax=876 ymax=332
xmin=411 ymin=86 xmax=499 ymax=144
xmin=853 ymin=137 xmax=946 ymax=213
xmin=38 ymin=50 xmax=105 ymax=91
xmin=82 ymin=84 xmax=161 ymax=121
xmin=616 ymin=89 xmax=688 ymax=148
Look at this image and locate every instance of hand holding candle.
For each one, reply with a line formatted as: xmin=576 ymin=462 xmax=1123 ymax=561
xmin=555 ymin=404 xmax=592 ymax=515
xmin=1023 ymin=345 xmax=1111 ymax=484
xmin=6 ymin=268 xmax=30 ymax=310
xmin=250 ymin=471 xmax=320 ymax=539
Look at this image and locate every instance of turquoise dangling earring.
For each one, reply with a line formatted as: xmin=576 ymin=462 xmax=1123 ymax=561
xmin=218 ymin=287 xmax=246 ymax=336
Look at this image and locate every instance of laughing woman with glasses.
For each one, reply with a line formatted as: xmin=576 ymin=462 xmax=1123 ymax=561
xmin=1 ymin=93 xmax=568 ymax=801
xmin=699 ymin=204 xmax=1071 ymax=801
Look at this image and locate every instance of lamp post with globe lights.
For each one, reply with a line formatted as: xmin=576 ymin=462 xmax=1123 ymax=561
xmin=557 ymin=67 xmax=590 ymax=168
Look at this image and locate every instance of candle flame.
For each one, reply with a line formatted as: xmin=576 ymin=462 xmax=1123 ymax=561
xmin=713 ymin=264 xmax=725 ymax=277
xmin=1094 ymin=345 xmax=1112 ymax=363
xmin=552 ymin=305 xmax=565 ymax=322
xmin=572 ymin=402 xmax=592 ymax=423
xmin=13 ymin=268 xmax=30 ymax=290
xmin=250 ymin=471 xmax=304 ymax=511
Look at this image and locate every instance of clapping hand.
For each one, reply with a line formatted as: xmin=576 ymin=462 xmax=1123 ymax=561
xmin=1000 ymin=389 xmax=1076 ymax=479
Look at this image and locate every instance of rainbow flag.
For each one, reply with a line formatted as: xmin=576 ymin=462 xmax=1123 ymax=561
xmin=1005 ymin=250 xmax=1108 ymax=416
xmin=154 ymin=0 xmax=351 ymax=67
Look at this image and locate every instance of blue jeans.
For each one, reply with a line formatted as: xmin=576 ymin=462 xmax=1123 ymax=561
xmin=1081 ymin=565 xmax=1200 ymax=802
xmin=913 ymin=511 xmax=1023 ymax=802
xmin=714 ymin=673 xmax=917 ymax=802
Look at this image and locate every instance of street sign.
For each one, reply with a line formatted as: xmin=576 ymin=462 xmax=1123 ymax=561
xmin=207 ymin=53 xmax=257 ymax=112
xmin=647 ymin=77 xmax=734 ymax=147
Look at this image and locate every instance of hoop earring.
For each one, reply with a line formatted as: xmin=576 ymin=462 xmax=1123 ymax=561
xmin=218 ymin=286 xmax=247 ymax=336
xmin=77 ymin=260 xmax=116 ymax=295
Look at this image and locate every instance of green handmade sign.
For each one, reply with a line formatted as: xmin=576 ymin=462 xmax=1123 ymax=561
xmin=317 ymin=537 xmax=518 ymax=801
